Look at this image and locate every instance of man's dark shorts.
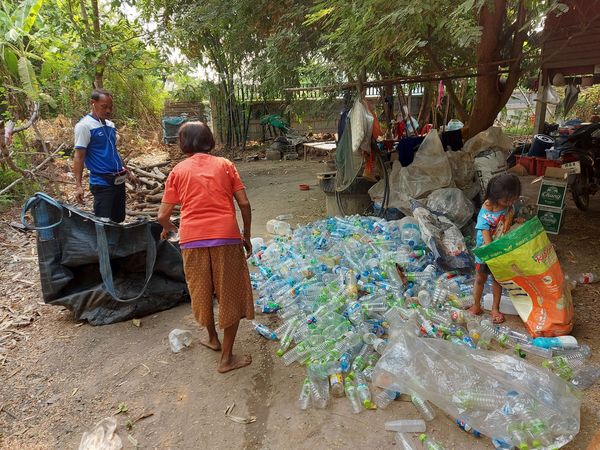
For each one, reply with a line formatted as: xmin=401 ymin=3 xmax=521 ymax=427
xmin=90 ymin=183 xmax=126 ymax=223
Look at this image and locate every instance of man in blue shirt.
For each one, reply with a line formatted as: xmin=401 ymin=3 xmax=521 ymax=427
xmin=73 ymin=89 xmax=136 ymax=222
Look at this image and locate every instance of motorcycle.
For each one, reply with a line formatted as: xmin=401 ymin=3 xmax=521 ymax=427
xmin=560 ymin=123 xmax=600 ymax=211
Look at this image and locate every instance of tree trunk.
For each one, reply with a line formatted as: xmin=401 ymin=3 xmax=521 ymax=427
xmin=467 ymin=0 xmax=527 ymax=138
xmin=90 ymin=0 xmax=104 ymax=89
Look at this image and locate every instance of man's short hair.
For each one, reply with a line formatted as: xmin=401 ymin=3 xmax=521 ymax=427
xmin=91 ymin=89 xmax=112 ymax=101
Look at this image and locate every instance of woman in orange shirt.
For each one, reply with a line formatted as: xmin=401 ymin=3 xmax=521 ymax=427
xmin=158 ymin=122 xmax=254 ymax=373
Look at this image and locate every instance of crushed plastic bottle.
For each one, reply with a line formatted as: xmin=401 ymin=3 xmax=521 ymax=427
xmin=385 ymin=419 xmax=426 ymax=432
xmin=168 ymin=329 xmax=193 ymax=353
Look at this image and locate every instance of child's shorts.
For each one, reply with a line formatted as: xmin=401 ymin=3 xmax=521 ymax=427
xmin=476 ymin=263 xmax=491 ymax=275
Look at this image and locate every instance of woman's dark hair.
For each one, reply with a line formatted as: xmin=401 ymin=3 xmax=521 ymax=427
xmin=485 ymin=172 xmax=521 ymax=203
xmin=178 ymin=122 xmax=215 ymax=154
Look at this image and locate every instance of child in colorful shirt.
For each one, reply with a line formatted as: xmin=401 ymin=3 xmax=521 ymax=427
xmin=470 ymin=173 xmax=522 ymax=323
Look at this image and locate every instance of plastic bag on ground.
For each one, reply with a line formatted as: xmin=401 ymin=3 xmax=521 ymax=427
xmin=462 ymin=126 xmax=513 ymax=157
xmin=399 ymin=130 xmax=452 ymax=199
xmin=79 ymin=417 xmax=122 ymax=450
xmin=169 ymin=329 xmax=193 ymax=352
xmin=473 ymin=217 xmax=574 ymax=337
xmin=373 ymin=318 xmax=580 ymax=449
xmin=426 ymin=188 xmax=474 ymax=228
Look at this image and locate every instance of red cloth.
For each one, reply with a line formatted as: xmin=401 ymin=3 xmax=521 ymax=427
xmin=163 ymin=153 xmax=245 ymax=244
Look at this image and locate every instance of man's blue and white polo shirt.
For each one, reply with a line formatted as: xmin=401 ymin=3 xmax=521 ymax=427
xmin=74 ymin=114 xmax=124 ymax=186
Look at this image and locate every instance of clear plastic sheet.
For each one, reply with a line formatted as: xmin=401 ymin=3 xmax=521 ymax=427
xmin=426 ymin=188 xmax=475 ymax=228
xmin=373 ymin=318 xmax=581 ymax=449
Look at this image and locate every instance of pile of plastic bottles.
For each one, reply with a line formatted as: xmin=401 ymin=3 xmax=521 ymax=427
xmin=248 ymin=215 xmax=597 ymax=449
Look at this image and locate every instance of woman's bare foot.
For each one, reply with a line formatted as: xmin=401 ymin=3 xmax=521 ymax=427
xmin=218 ymin=354 xmax=252 ymax=373
xmin=468 ymin=305 xmax=484 ymax=315
xmin=200 ymin=335 xmax=222 ymax=351
xmin=491 ymin=310 xmax=505 ymax=324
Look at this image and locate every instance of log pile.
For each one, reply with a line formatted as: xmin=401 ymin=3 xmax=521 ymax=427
xmin=125 ymin=161 xmax=178 ymax=219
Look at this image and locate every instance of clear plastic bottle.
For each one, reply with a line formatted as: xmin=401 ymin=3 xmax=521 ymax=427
xmin=355 ymin=373 xmax=375 ymax=409
xmin=281 ymin=342 xmax=309 ymax=365
xmin=577 ymin=272 xmax=599 ymax=284
xmin=344 ymin=379 xmax=362 ymax=414
xmin=252 ymin=321 xmax=277 ymax=340
xmin=411 ymin=394 xmax=435 ymax=421
xmin=395 ymin=432 xmax=420 ymax=450
xmin=401 ymin=223 xmax=421 ymax=247
xmin=374 ymin=389 xmax=400 ymax=409
xmin=297 ymin=378 xmax=311 ymax=410
xmin=432 ymin=286 xmax=449 ymax=305
xmin=329 ymin=373 xmax=345 ymax=397
xmin=571 ymin=364 xmax=600 ymax=390
xmin=455 ymin=390 xmax=505 ymax=411
xmin=417 ymin=289 xmax=432 ymax=307
xmin=507 ymin=423 xmax=533 ymax=450
xmin=385 ymin=419 xmax=426 ymax=432
xmin=418 ymin=434 xmax=445 ymax=450
xmin=266 ymin=219 xmax=292 ymax=236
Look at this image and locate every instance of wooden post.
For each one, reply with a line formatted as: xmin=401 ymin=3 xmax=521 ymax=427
xmin=533 ymin=70 xmax=548 ymax=135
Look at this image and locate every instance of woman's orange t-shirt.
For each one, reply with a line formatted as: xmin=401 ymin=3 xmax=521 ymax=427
xmin=162 ymin=153 xmax=245 ymax=244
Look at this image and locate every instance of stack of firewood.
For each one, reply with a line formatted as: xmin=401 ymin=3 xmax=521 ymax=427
xmin=125 ymin=161 xmax=180 ymax=219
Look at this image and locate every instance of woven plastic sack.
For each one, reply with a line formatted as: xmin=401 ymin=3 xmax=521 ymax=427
xmin=373 ymin=317 xmax=580 ymax=449
xmin=473 ymin=217 xmax=574 ymax=337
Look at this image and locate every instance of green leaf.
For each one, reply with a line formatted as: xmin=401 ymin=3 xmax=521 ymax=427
xmin=39 ymin=92 xmax=56 ymax=108
xmin=3 ymin=48 xmax=18 ymax=77
xmin=17 ymin=56 xmax=40 ymax=100
xmin=17 ymin=0 xmax=44 ymax=33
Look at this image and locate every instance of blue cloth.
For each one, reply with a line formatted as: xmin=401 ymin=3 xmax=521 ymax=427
xmin=474 ymin=206 xmax=510 ymax=263
xmin=396 ymin=136 xmax=425 ymax=166
xmin=74 ymin=114 xmax=124 ymax=186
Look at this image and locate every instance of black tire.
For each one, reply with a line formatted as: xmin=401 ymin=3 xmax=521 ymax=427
xmin=572 ymin=172 xmax=590 ymax=211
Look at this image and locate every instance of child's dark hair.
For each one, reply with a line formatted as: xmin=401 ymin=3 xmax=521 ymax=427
xmin=485 ymin=173 xmax=521 ymax=203
xmin=178 ymin=121 xmax=215 ymax=154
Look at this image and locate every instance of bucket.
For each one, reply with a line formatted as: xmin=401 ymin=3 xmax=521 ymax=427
xmin=528 ymin=134 xmax=554 ymax=157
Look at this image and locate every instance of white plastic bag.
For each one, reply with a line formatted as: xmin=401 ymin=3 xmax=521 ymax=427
xmin=399 ymin=130 xmax=452 ymax=199
xmin=462 ymin=126 xmax=513 ymax=157
xmin=426 ymin=188 xmax=474 ymax=228
xmin=349 ymin=99 xmax=373 ymax=154
xmin=373 ymin=319 xmax=580 ymax=449
xmin=79 ymin=418 xmax=122 ymax=450
xmin=474 ymin=149 xmax=508 ymax=195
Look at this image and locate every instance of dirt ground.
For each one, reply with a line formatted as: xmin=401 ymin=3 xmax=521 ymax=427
xmin=0 ymin=159 xmax=599 ymax=450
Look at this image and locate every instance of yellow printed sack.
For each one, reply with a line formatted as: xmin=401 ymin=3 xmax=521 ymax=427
xmin=473 ymin=217 xmax=573 ymax=337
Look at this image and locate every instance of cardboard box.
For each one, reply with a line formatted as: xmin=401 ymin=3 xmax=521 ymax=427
xmin=537 ymin=205 xmax=565 ymax=235
xmin=536 ymin=167 xmax=569 ymax=209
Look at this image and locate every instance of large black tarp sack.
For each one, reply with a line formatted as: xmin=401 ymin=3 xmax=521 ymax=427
xmin=21 ymin=193 xmax=189 ymax=325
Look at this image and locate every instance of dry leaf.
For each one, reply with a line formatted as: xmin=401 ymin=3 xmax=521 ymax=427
xmin=132 ymin=318 xmax=141 ymax=327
